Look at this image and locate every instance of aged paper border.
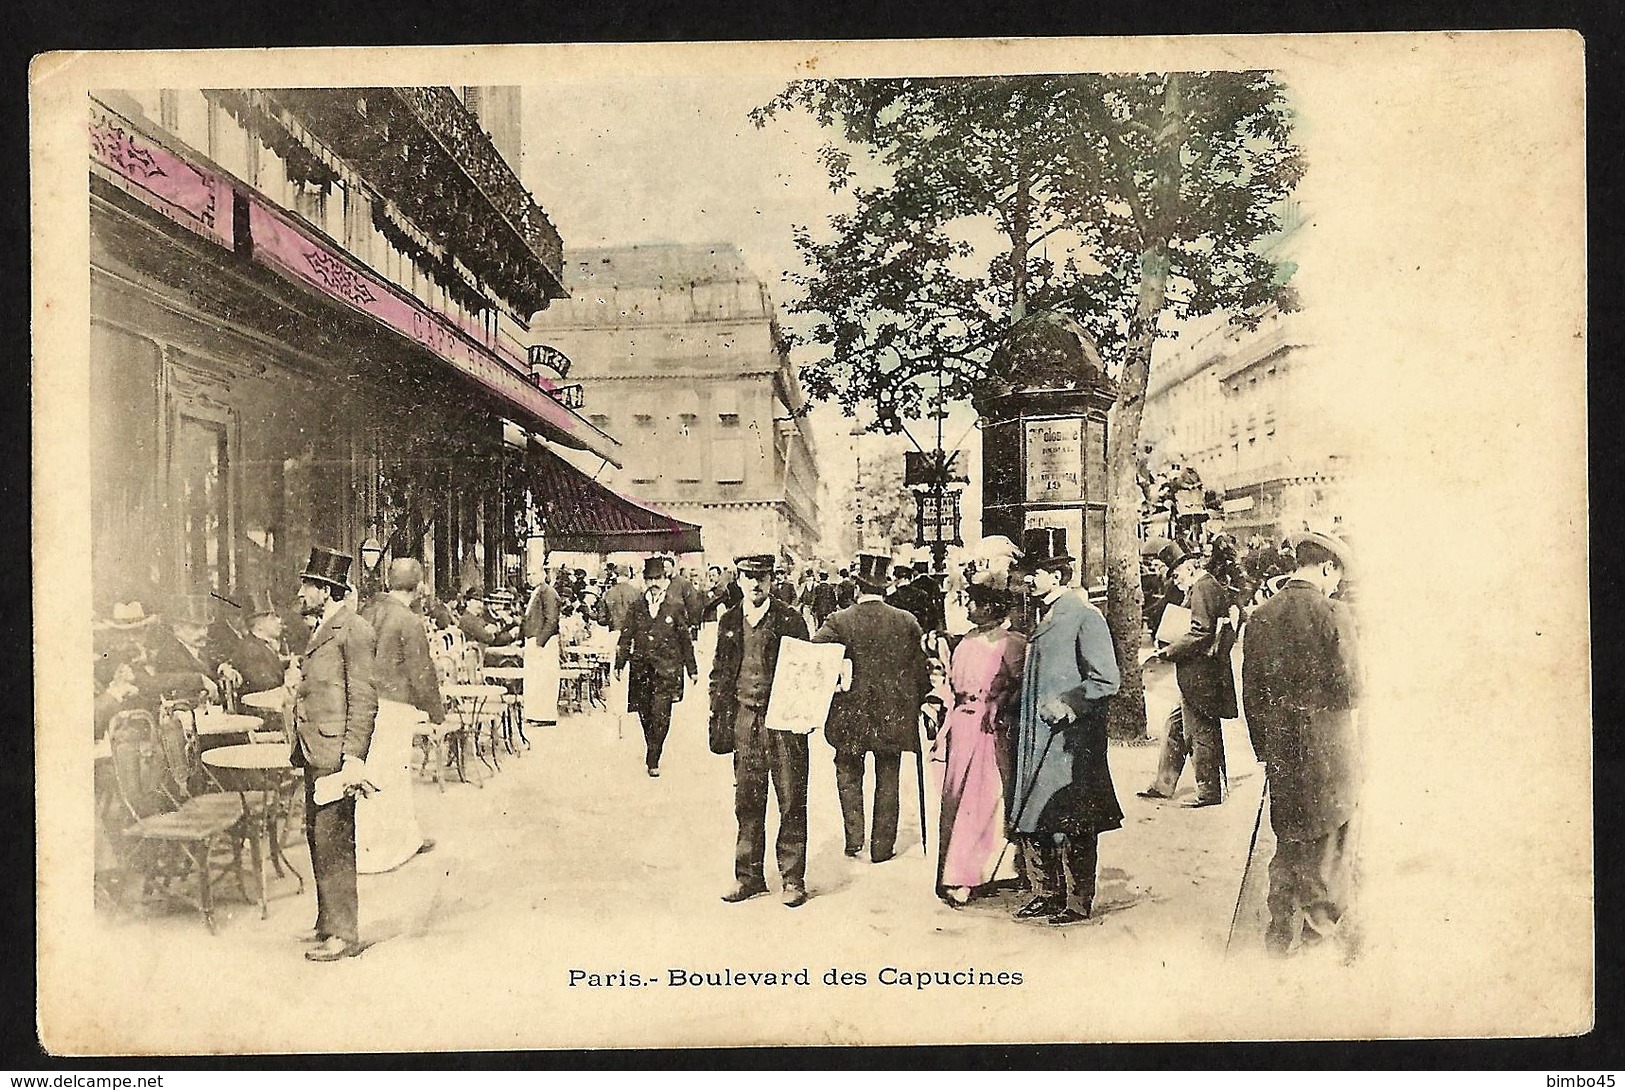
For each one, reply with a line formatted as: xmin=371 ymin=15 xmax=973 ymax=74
xmin=31 ymin=33 xmax=1591 ymax=1053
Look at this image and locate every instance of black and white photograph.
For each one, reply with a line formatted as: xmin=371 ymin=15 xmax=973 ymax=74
xmin=31 ymin=34 xmax=1589 ymax=1052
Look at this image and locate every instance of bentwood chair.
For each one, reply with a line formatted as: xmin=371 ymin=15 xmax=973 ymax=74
xmin=107 ymin=710 xmax=250 ymax=932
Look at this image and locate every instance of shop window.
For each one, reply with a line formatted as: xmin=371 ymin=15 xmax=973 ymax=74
xmin=173 ymin=415 xmax=230 ymax=595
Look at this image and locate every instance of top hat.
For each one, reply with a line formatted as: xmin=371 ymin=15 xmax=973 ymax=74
xmin=1017 ymin=527 xmax=1074 ymax=570
xmin=854 ymin=552 xmax=893 ymax=591
xmin=642 ymin=556 xmax=668 ymax=580
xmin=734 ymin=553 xmax=776 ymax=577
xmin=911 ymin=559 xmax=930 ymax=575
xmin=169 ymin=594 xmax=217 ymax=629
xmin=97 ymin=600 xmax=158 ymax=631
xmin=300 ymin=546 xmax=354 ymax=590
xmin=243 ymin=589 xmax=280 ymax=619
xmin=1155 ymin=541 xmax=1194 ymax=571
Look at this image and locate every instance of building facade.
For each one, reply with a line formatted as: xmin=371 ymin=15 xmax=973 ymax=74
xmin=88 ymin=85 xmax=622 ymax=617
xmin=1139 ymin=207 xmax=1346 ymax=542
xmin=530 ymin=243 xmax=823 ymax=565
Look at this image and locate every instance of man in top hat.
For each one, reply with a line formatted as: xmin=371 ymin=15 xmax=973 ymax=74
xmin=1008 ymin=526 xmax=1123 ymax=925
xmin=907 ymin=558 xmax=946 ymax=635
xmin=710 ymin=554 xmax=813 ymax=906
xmin=1241 ymin=532 xmax=1362 ymax=957
xmin=1139 ymin=540 xmax=1239 ymax=807
xmin=227 ymin=590 xmax=290 ymax=696
xmin=807 ymin=569 xmax=840 ymax=630
xmin=616 ymin=555 xmax=698 ymax=777
xmin=147 ymin=594 xmax=232 ymax=703
xmin=291 ymin=546 xmax=378 ymax=962
xmin=811 ymin=551 xmax=932 ymax=863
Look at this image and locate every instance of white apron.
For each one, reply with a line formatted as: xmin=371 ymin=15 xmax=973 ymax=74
xmin=524 ymin=635 xmax=560 ymax=723
xmin=356 ymin=699 xmax=429 ymax=874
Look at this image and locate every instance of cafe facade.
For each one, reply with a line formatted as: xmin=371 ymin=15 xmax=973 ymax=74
xmin=88 ymin=87 xmax=691 ymax=616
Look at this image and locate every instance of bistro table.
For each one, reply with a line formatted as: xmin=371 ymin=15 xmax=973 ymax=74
xmin=201 ymin=744 xmax=304 ymax=919
xmin=440 ymin=683 xmax=508 ymax=785
xmin=193 ymin=708 xmax=265 ymax=738
xmin=240 ymin=689 xmax=288 ymax=713
xmin=480 ymin=666 xmax=527 ymax=752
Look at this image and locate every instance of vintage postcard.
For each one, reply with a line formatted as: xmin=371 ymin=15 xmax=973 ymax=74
xmin=31 ymin=33 xmax=1589 ymax=1053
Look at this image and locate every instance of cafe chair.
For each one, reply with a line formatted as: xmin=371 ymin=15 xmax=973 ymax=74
xmin=107 ymin=709 xmax=251 ymax=933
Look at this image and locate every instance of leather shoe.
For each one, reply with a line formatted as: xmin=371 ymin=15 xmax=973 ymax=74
xmin=300 ymin=930 xmax=330 ymax=945
xmin=871 ymin=849 xmax=895 ymax=864
xmin=781 ymin=886 xmax=808 ymax=908
xmin=304 ymin=936 xmax=364 ymax=962
xmin=720 ymin=882 xmax=768 ymax=904
xmin=1049 ymin=907 xmax=1092 ymax=926
xmin=1136 ymin=787 xmax=1172 ymax=799
xmin=1014 ymin=897 xmax=1065 ymax=920
xmin=1186 ymin=796 xmax=1223 ymax=808
xmin=647 ymin=767 xmax=660 ymax=778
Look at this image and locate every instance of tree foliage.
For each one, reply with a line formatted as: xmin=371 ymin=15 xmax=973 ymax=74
xmin=757 ymin=72 xmax=1305 ymax=738
xmin=752 ymin=73 xmax=1304 ymax=429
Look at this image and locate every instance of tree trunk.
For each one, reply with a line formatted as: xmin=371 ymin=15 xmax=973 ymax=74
xmin=1104 ymin=74 xmax=1183 ymax=743
xmin=1008 ymin=173 xmax=1032 ymax=322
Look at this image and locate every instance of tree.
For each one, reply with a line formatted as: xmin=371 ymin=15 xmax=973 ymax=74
xmin=756 ymin=73 xmax=1303 ymax=739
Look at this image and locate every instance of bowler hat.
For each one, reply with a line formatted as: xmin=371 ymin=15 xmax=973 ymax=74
xmin=300 ymin=546 xmax=354 ymax=590
xmin=1017 ymin=526 xmax=1074 ymax=570
xmin=854 ymin=552 xmax=893 ymax=591
xmin=642 ymin=556 xmax=667 ymax=580
xmin=734 ymin=553 xmax=776 ymax=577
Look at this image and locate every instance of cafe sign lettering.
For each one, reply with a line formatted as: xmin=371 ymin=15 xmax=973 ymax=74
xmin=1025 ymin=418 xmax=1085 ymax=503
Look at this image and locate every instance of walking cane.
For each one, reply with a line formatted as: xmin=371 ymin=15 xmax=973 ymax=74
xmin=1225 ymin=778 xmax=1269 ymax=958
xmin=915 ymin=740 xmax=928 ymax=855
xmin=989 ymin=725 xmax=1063 ymax=882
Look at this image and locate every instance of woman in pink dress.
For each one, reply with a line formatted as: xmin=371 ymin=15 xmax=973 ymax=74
xmin=932 ymin=579 xmax=1027 ymax=906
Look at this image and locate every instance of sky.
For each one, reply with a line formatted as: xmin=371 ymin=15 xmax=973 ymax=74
xmin=516 ymin=76 xmax=986 ymax=538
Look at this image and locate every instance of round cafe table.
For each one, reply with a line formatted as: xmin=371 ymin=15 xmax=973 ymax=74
xmin=441 ymin=683 xmax=509 ymax=785
xmin=240 ymin=688 xmax=288 ymax=713
xmin=193 ymin=709 xmax=266 ymax=737
xmin=201 ymin=744 xmax=304 ymax=918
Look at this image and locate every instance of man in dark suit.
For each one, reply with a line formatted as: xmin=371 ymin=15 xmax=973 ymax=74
xmin=458 ymin=590 xmax=519 ymax=649
xmin=664 ymin=557 xmax=705 ymax=637
xmin=710 ymin=555 xmax=813 ymax=907
xmin=291 ymin=547 xmax=378 ymax=963
xmin=812 ymin=551 xmax=932 ymax=863
xmin=616 ymin=556 xmax=698 ymax=777
xmin=1241 ymin=532 xmax=1362 ymax=957
xmin=228 ymin=591 xmax=289 ymax=696
xmin=1140 ymin=542 xmax=1239 ymax=807
xmin=808 ymin=570 xmax=840 ymax=630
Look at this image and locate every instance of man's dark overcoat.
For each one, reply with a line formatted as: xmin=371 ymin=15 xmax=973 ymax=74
xmin=1240 ymin=580 xmax=1362 ymax=842
xmin=811 ymin=599 xmax=930 ymax=755
xmin=1161 ymin=572 xmax=1239 ymax=719
xmin=616 ymin=590 xmax=697 ymax=716
xmin=708 ymin=597 xmax=809 ymax=754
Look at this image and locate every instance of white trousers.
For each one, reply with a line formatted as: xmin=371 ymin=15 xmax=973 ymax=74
xmin=524 ymin=636 xmax=560 ymax=723
xmin=355 ymin=699 xmax=428 ymax=875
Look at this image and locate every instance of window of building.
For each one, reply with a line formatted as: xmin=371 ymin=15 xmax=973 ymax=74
xmin=713 ymin=438 xmax=745 ymax=483
xmin=718 ymin=413 xmax=740 ymax=427
xmin=173 ymin=415 xmax=230 ymax=595
xmin=634 ymin=413 xmax=654 ymax=428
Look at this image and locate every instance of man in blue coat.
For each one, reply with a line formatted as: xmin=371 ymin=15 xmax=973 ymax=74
xmin=1008 ymin=528 xmax=1122 ymax=925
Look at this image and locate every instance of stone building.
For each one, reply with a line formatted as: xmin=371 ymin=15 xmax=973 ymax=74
xmin=85 ymin=85 xmax=700 ymax=617
xmin=1139 ymin=205 xmax=1346 ymax=541
xmin=530 ymin=243 xmax=823 ymax=564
